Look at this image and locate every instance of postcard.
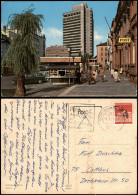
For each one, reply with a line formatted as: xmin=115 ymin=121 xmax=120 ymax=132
xmin=1 ymin=99 xmax=137 ymax=194
xmin=1 ymin=1 xmax=137 ymax=98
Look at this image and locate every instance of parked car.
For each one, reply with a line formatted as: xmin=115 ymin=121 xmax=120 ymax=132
xmin=12 ymin=72 xmax=48 ymax=85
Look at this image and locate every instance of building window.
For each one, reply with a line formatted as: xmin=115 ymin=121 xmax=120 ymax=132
xmin=105 ymin=52 xmax=107 ymax=56
xmin=101 ymin=52 xmax=103 ymax=56
xmin=101 ymin=58 xmax=103 ymax=61
xmin=101 ymin=47 xmax=103 ymax=51
xmin=129 ymin=50 xmax=130 ymax=64
xmin=58 ymin=70 xmax=66 ymax=76
xmin=105 ymin=47 xmax=107 ymax=51
xmin=133 ymin=43 xmax=135 ymax=64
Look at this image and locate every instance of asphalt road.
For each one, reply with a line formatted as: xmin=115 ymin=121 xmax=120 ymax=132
xmin=1 ymin=71 xmax=137 ymax=97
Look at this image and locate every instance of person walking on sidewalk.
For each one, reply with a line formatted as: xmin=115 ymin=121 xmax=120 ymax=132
xmin=87 ymin=69 xmax=92 ymax=85
xmin=120 ymin=67 xmax=123 ymax=75
xmin=113 ymin=68 xmax=120 ymax=82
xmin=100 ymin=67 xmax=105 ymax=82
xmin=77 ymin=69 xmax=81 ymax=84
xmin=92 ymin=69 xmax=97 ymax=83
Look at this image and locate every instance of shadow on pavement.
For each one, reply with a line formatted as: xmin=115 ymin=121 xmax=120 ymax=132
xmin=103 ymin=80 xmax=108 ymax=82
xmin=2 ymin=88 xmax=34 ymax=97
xmin=26 ymin=85 xmax=68 ymax=96
xmin=95 ymin=80 xmax=100 ymax=84
xmin=1 ymin=89 xmax=16 ymax=97
xmin=1 ymin=84 xmax=69 ymax=97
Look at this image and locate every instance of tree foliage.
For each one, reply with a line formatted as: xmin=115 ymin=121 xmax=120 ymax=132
xmin=79 ymin=51 xmax=93 ymax=70
xmin=1 ymin=5 xmax=45 ymax=96
xmin=7 ymin=5 xmax=44 ymax=35
xmin=3 ymin=34 xmax=39 ymax=75
xmin=2 ymin=5 xmax=45 ymax=75
xmin=79 ymin=52 xmax=92 ymax=60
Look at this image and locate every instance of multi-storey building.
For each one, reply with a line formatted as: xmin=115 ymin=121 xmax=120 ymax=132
xmin=111 ymin=1 xmax=137 ymax=84
xmin=1 ymin=26 xmax=18 ymax=41
xmin=63 ymin=3 xmax=94 ymax=57
xmin=33 ymin=34 xmax=46 ymax=58
xmin=1 ymin=25 xmax=46 ymax=59
xmin=107 ymin=36 xmax=113 ymax=70
xmin=1 ymin=33 xmax=10 ymax=61
xmin=96 ymin=42 xmax=108 ymax=68
xmin=45 ymin=45 xmax=69 ymax=57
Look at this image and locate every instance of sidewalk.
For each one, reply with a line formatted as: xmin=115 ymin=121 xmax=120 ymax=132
xmin=1 ymin=71 xmax=137 ymax=97
xmin=59 ymin=70 xmax=137 ymax=97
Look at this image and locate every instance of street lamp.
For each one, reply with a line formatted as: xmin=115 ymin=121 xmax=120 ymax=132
xmin=68 ymin=47 xmax=71 ymax=87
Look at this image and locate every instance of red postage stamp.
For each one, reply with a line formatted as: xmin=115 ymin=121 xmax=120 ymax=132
xmin=115 ymin=103 xmax=132 ymax=124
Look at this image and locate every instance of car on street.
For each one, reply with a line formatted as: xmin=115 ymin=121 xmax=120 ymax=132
xmin=12 ymin=72 xmax=48 ymax=85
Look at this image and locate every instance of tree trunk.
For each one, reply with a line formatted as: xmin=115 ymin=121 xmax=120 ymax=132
xmin=85 ymin=63 xmax=88 ymax=72
xmin=85 ymin=63 xmax=86 ymax=71
xmin=14 ymin=74 xmax=26 ymax=97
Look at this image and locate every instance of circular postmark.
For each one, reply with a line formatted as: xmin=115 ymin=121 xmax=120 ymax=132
xmin=98 ymin=106 xmax=127 ymax=131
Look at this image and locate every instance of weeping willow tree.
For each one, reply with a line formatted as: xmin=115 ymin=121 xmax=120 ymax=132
xmin=2 ymin=5 xmax=44 ymax=96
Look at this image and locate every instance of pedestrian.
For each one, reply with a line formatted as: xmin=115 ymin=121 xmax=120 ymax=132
xmin=113 ymin=68 xmax=120 ymax=82
xmin=111 ymin=69 xmax=114 ymax=78
xmin=120 ymin=67 xmax=123 ymax=75
xmin=87 ymin=69 xmax=92 ymax=85
xmin=77 ymin=69 xmax=81 ymax=84
xmin=96 ymin=68 xmax=99 ymax=76
xmin=100 ymin=67 xmax=105 ymax=82
xmin=98 ymin=68 xmax=100 ymax=76
xmin=92 ymin=69 xmax=97 ymax=83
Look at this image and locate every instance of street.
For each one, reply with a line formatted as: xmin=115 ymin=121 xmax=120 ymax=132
xmin=59 ymin=71 xmax=137 ymax=97
xmin=1 ymin=70 xmax=136 ymax=97
xmin=1 ymin=75 xmax=69 ymax=97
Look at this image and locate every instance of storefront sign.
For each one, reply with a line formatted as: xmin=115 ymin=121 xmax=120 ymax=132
xmin=119 ymin=37 xmax=131 ymax=43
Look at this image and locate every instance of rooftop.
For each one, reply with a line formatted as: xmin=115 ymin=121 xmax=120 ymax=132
xmin=96 ymin=42 xmax=107 ymax=46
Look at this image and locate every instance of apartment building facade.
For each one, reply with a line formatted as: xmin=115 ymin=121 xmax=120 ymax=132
xmin=97 ymin=42 xmax=108 ymax=68
xmin=63 ymin=3 xmax=94 ymax=57
xmin=1 ymin=25 xmax=46 ymax=59
xmin=33 ymin=34 xmax=46 ymax=58
xmin=111 ymin=1 xmax=137 ymax=84
xmin=1 ymin=33 xmax=10 ymax=61
xmin=45 ymin=45 xmax=69 ymax=57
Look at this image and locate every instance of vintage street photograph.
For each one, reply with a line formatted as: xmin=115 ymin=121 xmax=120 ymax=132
xmin=1 ymin=1 xmax=137 ymax=97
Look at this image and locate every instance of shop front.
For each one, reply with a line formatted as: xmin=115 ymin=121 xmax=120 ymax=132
xmin=39 ymin=57 xmax=85 ymax=84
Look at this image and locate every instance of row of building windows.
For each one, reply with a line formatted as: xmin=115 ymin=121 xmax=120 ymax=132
xmin=63 ymin=31 xmax=81 ymax=35
xmin=63 ymin=22 xmax=80 ymax=26
xmin=47 ymin=49 xmax=68 ymax=52
xmin=101 ymin=57 xmax=107 ymax=61
xmin=64 ymin=12 xmax=81 ymax=17
xmin=101 ymin=52 xmax=108 ymax=56
xmin=63 ymin=16 xmax=80 ymax=21
xmin=46 ymin=53 xmax=68 ymax=56
xmin=101 ymin=47 xmax=108 ymax=51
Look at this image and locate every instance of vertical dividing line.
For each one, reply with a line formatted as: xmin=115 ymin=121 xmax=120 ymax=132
xmin=67 ymin=103 xmax=70 ymax=185
xmin=93 ymin=105 xmax=95 ymax=132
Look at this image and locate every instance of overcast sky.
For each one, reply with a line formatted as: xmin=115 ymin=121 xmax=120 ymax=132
xmin=1 ymin=1 xmax=119 ymax=56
